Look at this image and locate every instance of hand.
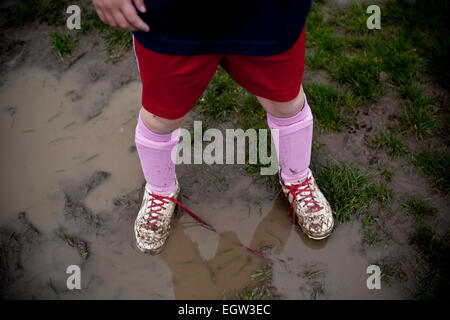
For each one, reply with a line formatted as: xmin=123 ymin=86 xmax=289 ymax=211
xmin=93 ymin=0 xmax=150 ymax=32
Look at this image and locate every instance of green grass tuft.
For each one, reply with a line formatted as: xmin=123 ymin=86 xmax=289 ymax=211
xmin=384 ymin=0 xmax=450 ymax=90
xmin=198 ymin=69 xmax=242 ymax=121
xmin=370 ymin=129 xmax=408 ymax=159
xmin=332 ymin=53 xmax=382 ymax=102
xmin=314 ymin=161 xmax=390 ymax=222
xmin=400 ymin=85 xmax=436 ymax=139
xmin=103 ymin=29 xmax=133 ymax=61
xmin=7 ymin=0 xmax=70 ymax=27
xmin=304 ymin=82 xmax=347 ymax=132
xmin=331 ymin=2 xmax=368 ymax=34
xmin=48 ymin=31 xmax=77 ymax=59
xmin=411 ymin=147 xmax=450 ymax=194
xmin=236 ymin=264 xmax=273 ymax=300
xmin=410 ymin=225 xmax=450 ymax=299
xmin=402 ymin=197 xmax=437 ymax=218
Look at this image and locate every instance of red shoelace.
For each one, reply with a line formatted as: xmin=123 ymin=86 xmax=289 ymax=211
xmin=144 ymin=193 xmax=216 ymax=232
xmin=284 ymin=176 xmax=323 ymax=224
xmin=144 ymin=196 xmax=170 ymax=231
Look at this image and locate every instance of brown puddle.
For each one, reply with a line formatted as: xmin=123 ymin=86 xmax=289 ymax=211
xmin=0 ymin=68 xmax=403 ymax=299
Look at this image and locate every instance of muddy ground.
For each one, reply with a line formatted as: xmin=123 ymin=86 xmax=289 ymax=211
xmin=0 ymin=0 xmax=449 ymax=299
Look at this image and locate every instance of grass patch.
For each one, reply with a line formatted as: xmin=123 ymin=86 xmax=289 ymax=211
xmin=198 ymin=69 xmax=277 ymax=189
xmin=306 ymin=48 xmax=329 ymax=70
xmin=197 ymin=68 xmax=265 ymax=129
xmin=310 ymin=283 xmax=325 ymax=300
xmin=236 ymin=264 xmax=274 ymax=300
xmin=235 ymin=286 xmax=269 ymax=300
xmin=81 ymin=8 xmax=133 ymax=61
xmin=78 ymin=6 xmax=133 ymax=61
xmin=102 ymin=29 xmax=133 ymax=62
xmin=384 ymin=0 xmax=450 ymax=90
xmin=410 ymin=147 xmax=450 ymax=193
xmin=380 ymin=167 xmax=395 ymax=182
xmin=299 ymin=264 xmax=327 ymax=300
xmin=6 ymin=1 xmax=133 ymax=62
xmin=410 ymin=225 xmax=450 ymax=299
xmin=48 ymin=31 xmax=77 ymax=59
xmin=6 ymin=0 xmax=70 ymax=27
xmin=239 ymin=95 xmax=267 ymax=130
xmin=313 ymin=160 xmax=391 ymax=222
xmin=402 ymin=197 xmax=437 ymax=218
xmin=331 ymin=2 xmax=368 ymax=34
xmin=361 ymin=213 xmax=382 ymax=246
xmin=399 ymin=85 xmax=436 ymax=139
xmin=198 ymin=68 xmax=242 ymax=121
xmin=243 ymin=130 xmax=279 ymax=191
xmin=306 ymin=0 xmax=443 ymax=144
xmin=304 ymin=82 xmax=348 ymax=132
xmin=332 ymin=53 xmax=382 ymax=102
xmin=381 ymin=45 xmax=421 ymax=89
xmin=370 ymin=129 xmax=408 ymax=159
xmin=376 ymin=256 xmax=408 ymax=286
xmin=80 ymin=8 xmax=107 ymax=34
xmin=305 ymin=3 xmax=344 ymax=70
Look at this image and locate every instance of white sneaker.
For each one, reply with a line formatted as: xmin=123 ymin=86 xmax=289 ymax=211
xmin=280 ymin=168 xmax=335 ymax=240
xmin=134 ymin=181 xmax=180 ymax=254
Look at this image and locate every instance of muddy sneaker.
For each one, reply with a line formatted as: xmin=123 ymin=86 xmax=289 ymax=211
xmin=280 ymin=168 xmax=334 ymax=240
xmin=134 ymin=182 xmax=180 ymax=254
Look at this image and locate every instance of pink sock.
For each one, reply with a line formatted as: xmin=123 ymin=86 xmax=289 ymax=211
xmin=135 ymin=111 xmax=179 ymax=195
xmin=267 ymin=94 xmax=313 ymax=184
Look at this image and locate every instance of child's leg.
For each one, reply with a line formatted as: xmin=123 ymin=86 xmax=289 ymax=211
xmin=133 ymin=37 xmax=221 ymax=195
xmin=132 ymin=37 xmax=222 ymax=253
xmin=260 ymin=85 xmax=313 ymax=184
xmin=220 ymin=28 xmax=310 ymax=182
xmin=135 ymin=108 xmax=187 ymax=195
xmin=212 ymin=27 xmax=333 ymax=239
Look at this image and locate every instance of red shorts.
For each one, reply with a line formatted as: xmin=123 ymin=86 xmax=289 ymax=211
xmin=133 ymin=28 xmax=306 ymax=120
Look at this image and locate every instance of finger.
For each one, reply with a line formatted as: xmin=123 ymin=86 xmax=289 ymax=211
xmin=132 ymin=0 xmax=147 ymax=13
xmin=93 ymin=3 xmax=107 ymax=23
xmin=96 ymin=9 xmax=107 ymax=24
xmin=113 ymin=11 xmax=134 ymax=30
xmin=103 ymin=11 xmax=118 ymax=28
xmin=121 ymin=3 xmax=150 ymax=31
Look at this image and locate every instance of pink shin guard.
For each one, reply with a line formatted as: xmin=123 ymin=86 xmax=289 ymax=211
xmin=135 ymin=112 xmax=179 ymax=195
xmin=267 ymin=95 xmax=313 ymax=184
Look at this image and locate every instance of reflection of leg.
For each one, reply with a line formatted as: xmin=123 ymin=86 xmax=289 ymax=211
xmin=249 ymin=197 xmax=293 ymax=255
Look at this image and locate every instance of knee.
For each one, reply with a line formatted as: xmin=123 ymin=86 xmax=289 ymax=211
xmin=140 ymin=108 xmax=186 ymax=134
xmin=258 ymin=86 xmax=305 ymax=118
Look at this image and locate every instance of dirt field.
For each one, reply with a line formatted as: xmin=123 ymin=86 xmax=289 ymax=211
xmin=0 ymin=0 xmax=449 ymax=299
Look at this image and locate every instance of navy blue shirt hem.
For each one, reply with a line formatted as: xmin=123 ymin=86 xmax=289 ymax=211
xmin=133 ymin=28 xmax=304 ymax=56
